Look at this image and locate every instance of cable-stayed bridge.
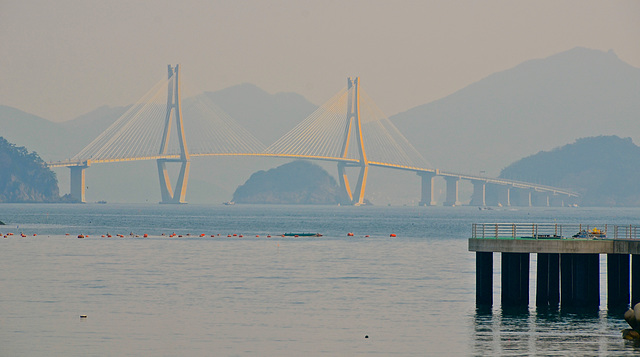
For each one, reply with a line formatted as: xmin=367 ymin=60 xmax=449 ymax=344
xmin=48 ymin=65 xmax=578 ymax=206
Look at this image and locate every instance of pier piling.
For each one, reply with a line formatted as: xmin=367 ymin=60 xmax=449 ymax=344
xmin=469 ymin=223 xmax=640 ymax=308
xmin=536 ymin=253 xmax=560 ymax=307
xmin=501 ymin=252 xmax=529 ymax=306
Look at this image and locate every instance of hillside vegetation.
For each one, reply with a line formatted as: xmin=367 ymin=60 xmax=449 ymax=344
xmin=232 ymin=161 xmax=343 ymax=204
xmin=0 ymin=137 xmax=69 ymax=202
xmin=500 ymin=136 xmax=640 ymax=206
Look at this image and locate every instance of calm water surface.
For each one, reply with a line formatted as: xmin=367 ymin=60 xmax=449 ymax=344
xmin=1 ymin=204 xmax=639 ymax=356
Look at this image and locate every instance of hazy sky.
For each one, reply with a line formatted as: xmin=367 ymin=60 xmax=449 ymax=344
xmin=2 ymin=0 xmax=639 ymax=122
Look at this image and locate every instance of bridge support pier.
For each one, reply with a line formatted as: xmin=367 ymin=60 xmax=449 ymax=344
xmin=476 ymin=252 xmax=493 ymax=306
xmin=69 ymin=164 xmax=89 ymax=203
xmin=337 ymin=162 xmax=353 ymax=203
xmin=536 ymin=253 xmax=560 ymax=307
xmin=158 ymin=159 xmax=190 ymax=204
xmin=469 ymin=180 xmax=487 ymax=206
xmin=607 ymin=254 xmax=630 ymax=308
xmin=501 ymin=252 xmax=530 ymax=306
xmin=633 ymin=255 xmax=640 ymax=306
xmin=499 ymin=186 xmax=511 ymax=207
xmin=550 ymin=194 xmax=565 ymax=207
xmin=157 ymin=64 xmax=190 ymax=204
xmin=418 ymin=172 xmax=437 ymax=206
xmin=443 ymin=176 xmax=460 ymax=206
xmin=560 ymin=253 xmax=600 ymax=307
xmin=532 ymin=192 xmax=550 ymax=207
xmin=512 ymin=188 xmax=532 ymax=206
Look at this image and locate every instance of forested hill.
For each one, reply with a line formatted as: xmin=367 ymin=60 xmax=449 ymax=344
xmin=500 ymin=136 xmax=640 ymax=206
xmin=0 ymin=137 xmax=68 ymax=202
xmin=232 ymin=161 xmax=344 ymax=204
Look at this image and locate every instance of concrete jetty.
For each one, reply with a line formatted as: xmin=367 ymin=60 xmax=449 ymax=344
xmin=469 ymin=223 xmax=640 ymax=308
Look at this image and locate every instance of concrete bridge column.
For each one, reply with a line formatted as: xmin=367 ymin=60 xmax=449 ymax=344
xmin=443 ymin=176 xmax=460 ymax=206
xmin=469 ymin=180 xmax=487 ymax=206
xmin=476 ymin=252 xmax=493 ymax=306
xmin=418 ymin=172 xmax=437 ymax=206
xmin=512 ymin=188 xmax=532 ymax=207
xmin=549 ymin=194 xmax=565 ymax=207
xmin=69 ymin=164 xmax=89 ymax=203
xmin=560 ymin=253 xmax=600 ymax=307
xmin=632 ymin=255 xmax=640 ymax=306
xmin=532 ymin=192 xmax=550 ymax=207
xmin=486 ymin=184 xmax=511 ymax=207
xmin=607 ymin=254 xmax=630 ymax=308
xmin=501 ymin=252 xmax=530 ymax=306
xmin=536 ymin=253 xmax=560 ymax=307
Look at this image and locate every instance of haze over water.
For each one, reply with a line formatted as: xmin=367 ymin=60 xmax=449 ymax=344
xmin=1 ymin=204 xmax=639 ymax=355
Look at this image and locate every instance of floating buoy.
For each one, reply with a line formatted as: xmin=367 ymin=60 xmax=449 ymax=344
xmin=78 ymin=235 xmax=84 ymax=238
xmin=267 ymin=235 xmax=271 ymax=238
xmin=294 ymin=235 xmax=299 ymax=237
xmin=227 ymin=235 xmax=231 ymax=237
xmin=144 ymin=234 xmax=148 ymax=238
xmin=239 ymin=235 xmax=243 ymax=238
xmin=211 ymin=235 xmax=215 ymax=237
xmin=365 ymin=235 xmax=370 ymax=237
xmin=256 ymin=235 xmax=260 ymax=237
xmin=33 ymin=234 xmax=37 ymax=236
xmin=101 ymin=235 xmax=105 ymax=238
xmin=200 ymin=234 xmax=205 ymax=237
xmin=347 ymin=232 xmax=354 ymax=236
xmin=233 ymin=234 xmax=237 ymax=237
xmin=390 ymin=233 xmax=397 ymax=237
xmin=21 ymin=234 xmax=26 ymax=237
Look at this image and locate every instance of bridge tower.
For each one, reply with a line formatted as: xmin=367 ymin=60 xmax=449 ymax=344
xmin=338 ymin=77 xmax=369 ymax=205
xmin=157 ymin=64 xmax=190 ymax=204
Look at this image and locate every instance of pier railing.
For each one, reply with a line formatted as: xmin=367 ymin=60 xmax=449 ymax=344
xmin=471 ymin=223 xmax=640 ymax=240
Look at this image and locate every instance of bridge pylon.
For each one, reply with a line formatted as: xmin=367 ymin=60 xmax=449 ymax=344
xmin=338 ymin=77 xmax=369 ymax=205
xmin=157 ymin=64 xmax=190 ymax=204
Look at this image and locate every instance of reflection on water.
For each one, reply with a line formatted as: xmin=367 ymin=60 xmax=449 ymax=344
xmin=472 ymin=306 xmax=639 ymax=355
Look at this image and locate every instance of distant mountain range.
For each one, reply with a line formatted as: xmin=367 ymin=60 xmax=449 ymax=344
xmin=391 ymin=47 xmax=640 ymax=177
xmin=1 ymin=47 xmax=638 ymax=204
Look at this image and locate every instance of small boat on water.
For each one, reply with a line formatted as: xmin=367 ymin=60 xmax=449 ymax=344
xmin=223 ymin=201 xmax=235 ymax=205
xmin=283 ymin=232 xmax=322 ymax=237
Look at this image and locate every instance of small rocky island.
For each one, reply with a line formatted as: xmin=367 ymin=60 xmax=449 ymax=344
xmin=232 ymin=160 xmax=343 ymax=204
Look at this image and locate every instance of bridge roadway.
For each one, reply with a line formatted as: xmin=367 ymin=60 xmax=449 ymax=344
xmin=47 ymin=152 xmax=579 ymax=207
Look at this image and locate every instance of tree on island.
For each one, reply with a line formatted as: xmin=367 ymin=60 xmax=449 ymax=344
xmin=500 ymin=135 xmax=640 ymax=206
xmin=232 ymin=160 xmax=347 ymax=204
xmin=0 ymin=136 xmax=74 ymax=202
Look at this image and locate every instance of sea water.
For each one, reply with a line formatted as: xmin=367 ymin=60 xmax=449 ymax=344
xmin=1 ymin=204 xmax=639 ymax=356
